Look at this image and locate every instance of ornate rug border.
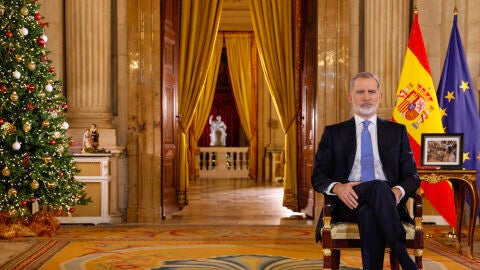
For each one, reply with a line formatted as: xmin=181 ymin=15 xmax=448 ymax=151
xmin=0 ymin=240 xmax=70 ymax=270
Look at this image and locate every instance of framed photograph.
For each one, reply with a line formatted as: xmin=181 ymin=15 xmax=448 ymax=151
xmin=421 ymin=133 xmax=463 ymax=169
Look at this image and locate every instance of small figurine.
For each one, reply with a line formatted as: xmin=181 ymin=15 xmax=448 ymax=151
xmin=89 ymin=124 xmax=99 ymax=150
xmin=82 ymin=129 xmax=92 ymax=152
xmin=82 ymin=124 xmax=106 ymax=153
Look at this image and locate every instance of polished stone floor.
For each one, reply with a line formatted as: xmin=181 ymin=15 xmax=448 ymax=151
xmin=162 ymin=178 xmax=314 ymax=226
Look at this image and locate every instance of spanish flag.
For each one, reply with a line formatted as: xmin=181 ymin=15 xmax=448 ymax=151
xmin=392 ymin=11 xmax=456 ymax=226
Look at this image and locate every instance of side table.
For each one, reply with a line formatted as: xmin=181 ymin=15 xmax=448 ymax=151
xmin=418 ymin=169 xmax=478 ymax=258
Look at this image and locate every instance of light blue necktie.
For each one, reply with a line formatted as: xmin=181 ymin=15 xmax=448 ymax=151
xmin=361 ymin=120 xmax=375 ymax=182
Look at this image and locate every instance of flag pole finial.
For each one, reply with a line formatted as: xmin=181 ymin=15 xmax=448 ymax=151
xmin=414 ymin=5 xmax=418 ymax=14
xmin=454 ymin=6 xmax=458 ymax=15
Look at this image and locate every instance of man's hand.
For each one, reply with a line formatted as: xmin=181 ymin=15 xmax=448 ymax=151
xmin=332 ymin=182 xmax=361 ymax=209
xmin=391 ymin=187 xmax=402 ymax=205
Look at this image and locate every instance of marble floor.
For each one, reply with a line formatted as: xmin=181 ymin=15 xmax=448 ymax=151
xmin=162 ymin=177 xmax=314 ymax=226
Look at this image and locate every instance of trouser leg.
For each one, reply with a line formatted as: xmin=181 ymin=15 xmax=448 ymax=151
xmin=354 ymin=181 xmax=417 ymax=270
xmin=357 ymin=204 xmax=385 ymax=269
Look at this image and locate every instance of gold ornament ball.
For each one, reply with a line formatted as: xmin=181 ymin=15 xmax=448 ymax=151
xmin=1 ymin=122 xmax=16 ymax=135
xmin=23 ymin=123 xmax=32 ymax=132
xmin=28 ymin=62 xmax=36 ymax=70
xmin=2 ymin=166 xmax=10 ymax=176
xmin=42 ymin=155 xmax=52 ymax=163
xmin=8 ymin=208 xmax=17 ymax=216
xmin=31 ymin=180 xmax=40 ymax=190
xmin=10 ymin=91 xmax=19 ymax=101
xmin=37 ymin=91 xmax=45 ymax=99
xmin=15 ymin=55 xmax=23 ymax=62
xmin=57 ymin=145 xmax=65 ymax=153
xmin=42 ymin=120 xmax=50 ymax=128
xmin=8 ymin=188 xmax=17 ymax=197
xmin=47 ymin=182 xmax=56 ymax=189
xmin=20 ymin=7 xmax=28 ymax=16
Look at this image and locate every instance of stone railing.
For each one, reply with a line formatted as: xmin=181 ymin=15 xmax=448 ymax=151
xmin=197 ymin=147 xmax=249 ymax=178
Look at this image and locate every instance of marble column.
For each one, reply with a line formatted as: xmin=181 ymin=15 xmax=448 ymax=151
xmin=364 ymin=0 xmax=410 ymax=119
xmin=65 ymin=0 xmax=114 ymax=128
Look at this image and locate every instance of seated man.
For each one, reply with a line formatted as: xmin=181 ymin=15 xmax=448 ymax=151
xmin=311 ymin=72 xmax=420 ymax=270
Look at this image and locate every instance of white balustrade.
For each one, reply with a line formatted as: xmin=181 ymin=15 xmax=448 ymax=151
xmin=197 ymin=147 xmax=250 ymax=178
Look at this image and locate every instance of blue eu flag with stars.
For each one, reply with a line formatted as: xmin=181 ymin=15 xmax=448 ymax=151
xmin=437 ymin=14 xmax=480 ymax=215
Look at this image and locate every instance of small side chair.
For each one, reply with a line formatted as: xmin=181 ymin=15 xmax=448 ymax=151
xmin=320 ymin=193 xmax=424 ymax=270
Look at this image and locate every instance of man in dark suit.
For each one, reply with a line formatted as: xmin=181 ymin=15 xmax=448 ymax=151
xmin=311 ymin=72 xmax=419 ymax=270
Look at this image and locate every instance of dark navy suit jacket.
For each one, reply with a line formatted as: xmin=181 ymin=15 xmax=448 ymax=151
xmin=311 ymin=117 xmax=420 ymax=241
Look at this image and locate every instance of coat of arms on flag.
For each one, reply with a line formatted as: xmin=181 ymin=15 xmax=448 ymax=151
xmin=395 ymin=82 xmax=435 ymax=128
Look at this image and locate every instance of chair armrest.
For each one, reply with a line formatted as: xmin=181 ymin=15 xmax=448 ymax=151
xmin=412 ymin=192 xmax=423 ymax=218
xmin=322 ymin=194 xmax=334 ymax=218
xmin=321 ymin=194 xmax=335 ymax=232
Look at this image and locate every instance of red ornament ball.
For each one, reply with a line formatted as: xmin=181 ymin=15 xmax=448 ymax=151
xmin=1 ymin=85 xmax=6 ymax=93
xmin=49 ymin=139 xmax=56 ymax=145
xmin=27 ymin=84 xmax=35 ymax=92
xmin=59 ymin=172 xmax=64 ymax=177
xmin=49 ymin=67 xmax=55 ymax=73
xmin=22 ymin=153 xmax=30 ymax=166
xmin=69 ymin=207 xmax=75 ymax=213
xmin=37 ymin=38 xmax=45 ymax=46
xmin=70 ymin=141 xmax=75 ymax=147
xmin=21 ymin=200 xmax=28 ymax=206
xmin=40 ymin=55 xmax=48 ymax=62
xmin=27 ymin=103 xmax=35 ymax=111
xmin=6 ymin=31 xmax=12 ymax=38
xmin=34 ymin=13 xmax=42 ymax=20
xmin=29 ymin=197 xmax=36 ymax=203
xmin=0 ymin=118 xmax=3 ymax=124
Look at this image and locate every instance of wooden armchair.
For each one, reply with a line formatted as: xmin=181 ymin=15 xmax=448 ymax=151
xmin=321 ymin=193 xmax=424 ymax=270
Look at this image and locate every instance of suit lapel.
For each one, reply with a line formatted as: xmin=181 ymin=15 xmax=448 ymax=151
xmin=345 ymin=118 xmax=357 ymax=171
xmin=376 ymin=117 xmax=387 ymax=161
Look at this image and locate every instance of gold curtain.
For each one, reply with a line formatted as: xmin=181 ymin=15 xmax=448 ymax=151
xmin=248 ymin=0 xmax=298 ymax=210
xmin=178 ymin=0 xmax=223 ymax=205
xmin=191 ymin=37 xmax=224 ymax=179
xmin=224 ymin=32 xmax=256 ymax=177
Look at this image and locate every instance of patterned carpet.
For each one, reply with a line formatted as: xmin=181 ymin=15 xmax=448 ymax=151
xmin=1 ymin=224 xmax=479 ymax=269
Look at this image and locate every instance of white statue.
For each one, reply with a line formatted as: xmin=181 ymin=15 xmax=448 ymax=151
xmin=209 ymin=115 xmax=227 ymax=146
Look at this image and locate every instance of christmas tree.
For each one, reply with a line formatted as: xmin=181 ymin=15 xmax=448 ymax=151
xmin=0 ymin=0 xmax=89 ymax=238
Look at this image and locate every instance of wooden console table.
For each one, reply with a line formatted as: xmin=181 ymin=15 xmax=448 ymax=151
xmin=418 ymin=169 xmax=478 ymax=258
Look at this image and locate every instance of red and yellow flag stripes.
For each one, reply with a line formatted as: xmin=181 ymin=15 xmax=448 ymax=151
xmin=392 ymin=12 xmax=456 ymax=227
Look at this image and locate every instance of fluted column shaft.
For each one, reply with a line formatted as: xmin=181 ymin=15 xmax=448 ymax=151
xmin=364 ymin=0 xmax=410 ymax=119
xmin=65 ymin=0 xmax=114 ymax=128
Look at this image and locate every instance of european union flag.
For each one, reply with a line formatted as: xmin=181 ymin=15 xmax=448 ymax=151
xmin=437 ymin=14 xmax=480 ymax=215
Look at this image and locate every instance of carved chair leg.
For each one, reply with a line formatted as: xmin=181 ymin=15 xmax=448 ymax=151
xmin=415 ymin=249 xmax=423 ymax=270
xmin=323 ymin=248 xmax=332 ymax=270
xmin=389 ymin=250 xmax=400 ymax=270
xmin=331 ymin=249 xmax=340 ymax=270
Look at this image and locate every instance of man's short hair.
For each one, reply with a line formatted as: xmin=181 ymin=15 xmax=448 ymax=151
xmin=349 ymin=72 xmax=381 ymax=92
